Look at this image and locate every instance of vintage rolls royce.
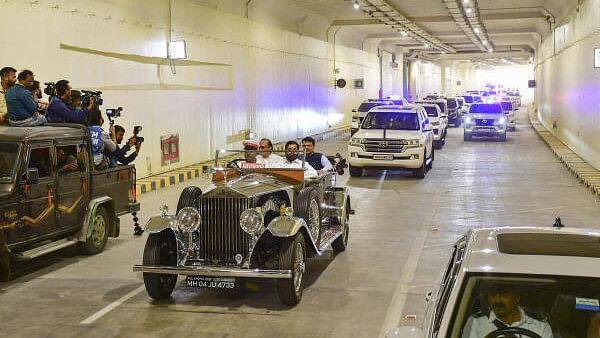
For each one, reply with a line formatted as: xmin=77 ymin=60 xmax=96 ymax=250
xmin=133 ymin=151 xmax=352 ymax=305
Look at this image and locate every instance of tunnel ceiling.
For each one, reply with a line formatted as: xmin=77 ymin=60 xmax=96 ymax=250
xmin=290 ymin=0 xmax=578 ymax=64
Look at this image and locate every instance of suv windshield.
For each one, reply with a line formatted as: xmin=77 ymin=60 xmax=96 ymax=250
xmin=501 ymin=101 xmax=513 ymax=111
xmin=358 ymin=102 xmax=387 ymax=112
xmin=470 ymin=103 xmax=502 ymax=114
xmin=362 ymin=111 xmax=420 ymax=130
xmin=447 ymin=99 xmax=458 ymax=109
xmin=449 ymin=274 xmax=600 ymax=338
xmin=423 ymin=106 xmax=439 ymax=117
xmin=0 ymin=142 xmax=20 ymax=182
xmin=461 ymin=96 xmax=474 ymax=103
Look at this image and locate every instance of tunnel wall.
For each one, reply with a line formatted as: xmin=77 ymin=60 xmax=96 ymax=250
xmin=0 ymin=0 xmax=379 ymax=178
xmin=535 ymin=0 xmax=600 ymax=170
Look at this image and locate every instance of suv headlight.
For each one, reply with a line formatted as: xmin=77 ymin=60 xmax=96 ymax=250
xmin=177 ymin=207 xmax=201 ymax=232
xmin=240 ymin=208 xmax=264 ymax=235
xmin=464 ymin=116 xmax=472 ymax=125
xmin=407 ymin=139 xmax=421 ymax=147
xmin=349 ymin=138 xmax=365 ymax=147
xmin=495 ymin=117 xmax=506 ymax=125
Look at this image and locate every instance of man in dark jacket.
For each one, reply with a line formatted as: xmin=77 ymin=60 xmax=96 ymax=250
xmin=6 ymin=70 xmax=47 ymax=126
xmin=301 ymin=136 xmax=332 ymax=174
xmin=108 ymin=125 xmax=140 ymax=167
xmin=46 ymin=80 xmax=93 ymax=123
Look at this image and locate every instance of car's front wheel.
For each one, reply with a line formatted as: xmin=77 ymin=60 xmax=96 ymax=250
xmin=331 ymin=200 xmax=350 ymax=253
xmin=464 ymin=134 xmax=471 ymax=141
xmin=142 ymin=231 xmax=178 ymax=300
xmin=426 ymin=147 xmax=434 ymax=171
xmin=500 ymin=133 xmax=507 ymax=142
xmin=349 ymin=165 xmax=363 ymax=177
xmin=413 ymin=150 xmax=427 ymax=179
xmin=277 ymin=234 xmax=306 ymax=305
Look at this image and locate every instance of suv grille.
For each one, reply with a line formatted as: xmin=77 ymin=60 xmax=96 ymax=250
xmin=364 ymin=139 xmax=407 ymax=153
xmin=197 ymin=197 xmax=251 ymax=263
xmin=475 ymin=119 xmax=495 ymax=126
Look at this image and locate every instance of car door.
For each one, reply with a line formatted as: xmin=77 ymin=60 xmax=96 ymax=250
xmin=55 ymin=141 xmax=90 ymax=234
xmin=10 ymin=143 xmax=57 ymax=243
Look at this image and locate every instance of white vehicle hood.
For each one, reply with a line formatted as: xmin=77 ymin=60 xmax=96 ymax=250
xmin=353 ymin=129 xmax=422 ymax=139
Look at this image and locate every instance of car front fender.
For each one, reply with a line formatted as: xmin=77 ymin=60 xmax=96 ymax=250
xmin=266 ymin=216 xmax=319 ymax=253
xmin=145 ymin=215 xmax=178 ymax=234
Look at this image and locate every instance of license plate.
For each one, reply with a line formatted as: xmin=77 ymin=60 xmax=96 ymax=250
xmin=373 ymin=154 xmax=394 ymax=160
xmin=186 ymin=276 xmax=236 ymax=289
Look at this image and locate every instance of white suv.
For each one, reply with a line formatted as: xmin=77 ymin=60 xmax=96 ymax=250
xmin=351 ymin=100 xmax=394 ymax=135
xmin=348 ymin=105 xmax=434 ymax=179
xmin=463 ymin=103 xmax=507 ymax=141
xmin=500 ymin=100 xmax=517 ymax=131
xmin=419 ymin=103 xmax=446 ymax=149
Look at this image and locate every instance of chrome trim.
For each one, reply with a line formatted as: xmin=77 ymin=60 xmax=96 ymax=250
xmin=132 ymin=265 xmax=291 ymax=279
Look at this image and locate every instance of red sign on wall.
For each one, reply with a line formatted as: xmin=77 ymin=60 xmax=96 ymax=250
xmin=161 ymin=134 xmax=180 ymax=166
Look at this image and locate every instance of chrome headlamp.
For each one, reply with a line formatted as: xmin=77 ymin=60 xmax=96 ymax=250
xmin=240 ymin=208 xmax=264 ymax=235
xmin=349 ymin=138 xmax=366 ymax=147
xmin=496 ymin=117 xmax=506 ymax=125
xmin=407 ymin=139 xmax=421 ymax=147
xmin=177 ymin=207 xmax=201 ymax=232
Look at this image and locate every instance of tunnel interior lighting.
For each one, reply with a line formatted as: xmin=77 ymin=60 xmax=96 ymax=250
xmin=466 ymin=8 xmax=472 ymax=14
xmin=488 ymin=48 xmax=494 ymax=53
xmin=353 ymin=1 xmax=359 ymax=10
xmin=474 ymin=27 xmax=480 ymax=33
xmin=400 ymin=30 xmax=408 ymax=36
xmin=168 ymin=40 xmax=187 ymax=59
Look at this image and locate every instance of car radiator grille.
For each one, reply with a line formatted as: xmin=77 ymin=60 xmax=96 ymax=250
xmin=475 ymin=119 xmax=495 ymax=126
xmin=197 ymin=197 xmax=251 ymax=263
xmin=364 ymin=139 xmax=407 ymax=153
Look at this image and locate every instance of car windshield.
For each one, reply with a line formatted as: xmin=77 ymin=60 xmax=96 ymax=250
xmin=470 ymin=103 xmax=503 ymax=114
xmin=362 ymin=112 xmax=420 ymax=130
xmin=435 ymin=102 xmax=447 ymax=113
xmin=461 ymin=96 xmax=474 ymax=103
xmin=0 ymin=142 xmax=20 ymax=182
xmin=447 ymin=99 xmax=458 ymax=109
xmin=448 ymin=274 xmax=600 ymax=338
xmin=358 ymin=102 xmax=387 ymax=112
xmin=501 ymin=102 xmax=513 ymax=111
xmin=423 ymin=106 xmax=439 ymax=117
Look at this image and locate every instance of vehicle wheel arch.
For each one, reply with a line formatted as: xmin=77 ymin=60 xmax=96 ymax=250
xmin=79 ymin=196 xmax=118 ymax=242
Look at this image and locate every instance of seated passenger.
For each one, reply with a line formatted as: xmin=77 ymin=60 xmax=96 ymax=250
xmin=6 ymin=70 xmax=46 ymax=127
xmin=256 ymin=138 xmax=282 ymax=167
xmin=56 ymin=147 xmax=78 ymax=174
xmin=87 ymin=109 xmax=116 ymax=170
xmin=301 ymin=136 xmax=332 ymax=175
xmin=277 ymin=140 xmax=317 ymax=179
xmin=462 ymin=284 xmax=553 ymax=338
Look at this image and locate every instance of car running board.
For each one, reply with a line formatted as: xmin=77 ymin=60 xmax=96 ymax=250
xmin=13 ymin=238 xmax=77 ymax=261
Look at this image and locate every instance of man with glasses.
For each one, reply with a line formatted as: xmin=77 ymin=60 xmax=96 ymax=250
xmin=256 ymin=138 xmax=282 ymax=167
xmin=277 ymin=140 xmax=317 ymax=179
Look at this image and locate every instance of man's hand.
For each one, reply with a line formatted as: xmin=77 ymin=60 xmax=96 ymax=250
xmin=134 ymin=143 xmax=141 ymax=153
xmin=62 ymin=161 xmax=78 ymax=172
xmin=127 ymin=136 xmax=137 ymax=147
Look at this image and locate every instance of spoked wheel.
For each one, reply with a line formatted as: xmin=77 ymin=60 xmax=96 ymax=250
xmin=332 ymin=200 xmax=350 ymax=253
xmin=142 ymin=231 xmax=178 ymax=300
xmin=294 ymin=187 xmax=321 ymax=244
xmin=277 ymin=234 xmax=306 ymax=305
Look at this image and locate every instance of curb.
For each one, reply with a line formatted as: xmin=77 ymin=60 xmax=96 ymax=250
xmin=136 ymin=126 xmax=351 ymax=195
xmin=529 ymin=109 xmax=600 ymax=196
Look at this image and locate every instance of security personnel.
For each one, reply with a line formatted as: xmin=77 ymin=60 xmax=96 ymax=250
xmin=301 ymin=136 xmax=332 ymax=174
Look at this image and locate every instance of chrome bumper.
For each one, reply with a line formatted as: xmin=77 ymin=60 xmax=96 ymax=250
xmin=132 ymin=265 xmax=292 ymax=279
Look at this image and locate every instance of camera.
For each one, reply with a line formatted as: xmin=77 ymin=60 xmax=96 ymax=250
xmin=327 ymin=153 xmax=348 ymax=176
xmin=44 ymin=82 xmax=56 ymax=97
xmin=81 ymin=90 xmax=103 ymax=108
xmin=133 ymin=126 xmax=144 ymax=144
xmin=105 ymin=107 xmax=122 ymax=126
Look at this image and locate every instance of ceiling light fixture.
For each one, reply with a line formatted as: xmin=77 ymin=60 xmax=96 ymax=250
xmin=474 ymin=27 xmax=480 ymax=33
xmin=401 ymin=30 xmax=408 ymax=36
xmin=466 ymin=8 xmax=472 ymax=14
xmin=482 ymin=40 xmax=487 ymax=45
xmin=353 ymin=1 xmax=359 ymax=10
xmin=488 ymin=48 xmax=494 ymax=53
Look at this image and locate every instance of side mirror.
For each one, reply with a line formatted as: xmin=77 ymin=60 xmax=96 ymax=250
xmin=352 ymin=109 xmax=357 ymax=113
xmin=385 ymin=326 xmax=425 ymax=338
xmin=425 ymin=290 xmax=433 ymax=302
xmin=26 ymin=168 xmax=39 ymax=184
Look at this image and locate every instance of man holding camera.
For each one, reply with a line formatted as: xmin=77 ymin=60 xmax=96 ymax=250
xmin=108 ymin=125 xmax=141 ymax=166
xmin=46 ymin=80 xmax=93 ymax=123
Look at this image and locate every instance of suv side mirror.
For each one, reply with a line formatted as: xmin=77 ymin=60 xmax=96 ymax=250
xmin=26 ymin=168 xmax=39 ymax=184
xmin=352 ymin=109 xmax=357 ymax=113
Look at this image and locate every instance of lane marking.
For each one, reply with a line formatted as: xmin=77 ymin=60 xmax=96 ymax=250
xmin=378 ymin=229 xmax=428 ymax=337
xmin=80 ymin=285 xmax=145 ymax=325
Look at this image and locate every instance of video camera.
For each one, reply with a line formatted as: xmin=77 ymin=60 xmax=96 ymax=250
xmin=44 ymin=82 xmax=56 ymax=97
xmin=327 ymin=153 xmax=348 ymax=176
xmin=133 ymin=126 xmax=144 ymax=145
xmin=81 ymin=90 xmax=103 ymax=108
xmin=105 ymin=107 xmax=122 ymax=126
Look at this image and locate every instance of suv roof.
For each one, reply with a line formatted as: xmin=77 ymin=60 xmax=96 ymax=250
xmin=463 ymin=227 xmax=600 ymax=278
xmin=0 ymin=125 xmax=85 ymax=142
xmin=369 ymin=105 xmax=419 ymax=113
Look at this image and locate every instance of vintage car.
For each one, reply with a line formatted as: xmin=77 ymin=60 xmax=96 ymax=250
xmin=133 ymin=151 xmax=352 ymax=305
xmin=388 ymin=221 xmax=600 ymax=338
xmin=0 ymin=124 xmax=139 ymax=281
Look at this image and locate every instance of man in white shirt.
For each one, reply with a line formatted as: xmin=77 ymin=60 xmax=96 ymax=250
xmin=462 ymin=284 xmax=553 ymax=338
xmin=256 ymin=138 xmax=282 ymax=167
xmin=277 ymin=140 xmax=318 ymax=179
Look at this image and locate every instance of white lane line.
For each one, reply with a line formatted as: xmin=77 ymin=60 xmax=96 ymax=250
xmin=378 ymin=230 xmax=428 ymax=337
xmin=80 ymin=285 xmax=145 ymax=325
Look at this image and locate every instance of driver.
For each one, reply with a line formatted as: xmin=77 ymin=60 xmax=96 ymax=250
xmin=240 ymin=140 xmax=265 ymax=168
xmin=462 ymin=284 xmax=553 ymax=338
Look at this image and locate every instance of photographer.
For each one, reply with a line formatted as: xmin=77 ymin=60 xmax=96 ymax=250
xmin=87 ymin=108 xmax=116 ymax=170
xmin=108 ymin=125 xmax=140 ymax=166
xmin=46 ymin=80 xmax=92 ymax=123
